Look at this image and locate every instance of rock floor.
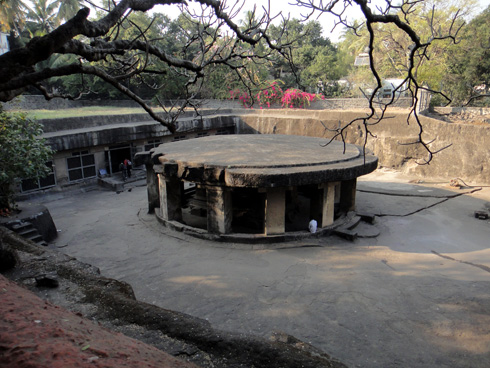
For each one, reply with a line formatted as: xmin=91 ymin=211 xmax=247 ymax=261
xmin=3 ymin=169 xmax=490 ymax=368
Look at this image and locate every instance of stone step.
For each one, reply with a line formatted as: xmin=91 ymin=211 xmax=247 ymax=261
xmin=27 ymin=234 xmax=44 ymax=243
xmin=11 ymin=222 xmax=33 ymax=232
xmin=357 ymin=212 xmax=377 ymax=224
xmin=10 ymin=221 xmax=48 ymax=246
xmin=333 ymin=228 xmax=358 ymax=241
xmin=18 ymin=228 xmax=38 ymax=237
xmin=355 ymin=222 xmax=381 ymax=238
xmin=341 ymin=215 xmax=362 ymax=230
xmin=334 ymin=213 xmax=379 ymax=241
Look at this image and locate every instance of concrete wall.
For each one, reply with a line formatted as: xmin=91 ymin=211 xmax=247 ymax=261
xmin=2 ymin=96 xmax=242 ymax=111
xmin=235 ymin=109 xmax=490 ymax=185
xmin=433 ymin=107 xmax=490 ymax=115
xmin=2 ymin=96 xmax=152 ymax=110
xmin=2 ymin=95 xmax=412 ymax=112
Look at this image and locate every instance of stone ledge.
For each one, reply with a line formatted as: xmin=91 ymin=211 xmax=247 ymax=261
xmin=154 ymin=207 xmax=357 ymax=245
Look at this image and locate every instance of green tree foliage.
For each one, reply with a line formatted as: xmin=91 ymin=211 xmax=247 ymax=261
xmin=56 ymin=0 xmax=83 ymax=25
xmin=0 ymin=0 xmax=83 ymax=60
xmin=339 ymin=0 xmax=475 ymax=96
xmin=25 ymin=0 xmax=59 ymax=36
xmin=0 ymin=1 xmax=346 ymax=102
xmin=295 ymin=21 xmax=345 ymax=91
xmin=0 ymin=0 xmax=28 ymax=33
xmin=268 ymin=19 xmax=344 ymax=94
xmin=56 ymin=11 xmax=183 ymax=100
xmin=0 ymin=111 xmax=53 ymax=209
xmin=446 ymin=6 xmax=490 ymax=104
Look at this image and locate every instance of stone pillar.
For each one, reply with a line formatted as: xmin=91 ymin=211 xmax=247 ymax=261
xmin=207 ymin=186 xmax=232 ymax=234
xmin=320 ymin=182 xmax=338 ymax=227
xmin=146 ymin=163 xmax=159 ymax=214
xmin=264 ymin=187 xmax=286 ymax=235
xmin=340 ymin=179 xmax=357 ymax=213
xmin=158 ymin=174 xmax=183 ymax=222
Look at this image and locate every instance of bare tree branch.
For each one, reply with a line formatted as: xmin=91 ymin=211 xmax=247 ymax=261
xmin=0 ymin=0 xmax=297 ymax=131
xmin=292 ymin=0 xmax=466 ymax=164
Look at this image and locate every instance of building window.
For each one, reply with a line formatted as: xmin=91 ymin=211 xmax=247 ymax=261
xmin=0 ymin=32 xmax=9 ymax=56
xmin=173 ymin=135 xmax=187 ymax=141
xmin=21 ymin=161 xmax=56 ymax=192
xmin=216 ymin=129 xmax=230 ymax=135
xmin=67 ymin=151 xmax=96 ymax=182
xmin=145 ymin=139 xmax=162 ymax=151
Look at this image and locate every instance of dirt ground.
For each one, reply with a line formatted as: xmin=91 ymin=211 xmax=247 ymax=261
xmin=0 ymin=274 xmax=200 ymax=368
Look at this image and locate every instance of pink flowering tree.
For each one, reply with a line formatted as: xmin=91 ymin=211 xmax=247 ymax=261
xmin=281 ymin=88 xmax=324 ymax=108
xmin=256 ymin=81 xmax=284 ymax=108
xmin=230 ymin=81 xmax=325 ymax=109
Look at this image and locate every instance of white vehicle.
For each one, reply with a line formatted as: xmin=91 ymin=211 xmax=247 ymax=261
xmin=378 ymin=79 xmax=407 ymax=98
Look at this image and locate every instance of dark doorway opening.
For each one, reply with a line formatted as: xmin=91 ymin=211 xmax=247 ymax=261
xmin=108 ymin=144 xmax=131 ymax=175
xmin=231 ymin=188 xmax=265 ymax=234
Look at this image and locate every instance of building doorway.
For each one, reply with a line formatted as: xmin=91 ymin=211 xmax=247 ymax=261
xmin=106 ymin=144 xmax=132 ymax=175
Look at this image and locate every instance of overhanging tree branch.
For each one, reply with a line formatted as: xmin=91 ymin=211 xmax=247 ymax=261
xmin=293 ymin=0 xmax=466 ymax=164
xmin=0 ymin=0 xmax=296 ymax=131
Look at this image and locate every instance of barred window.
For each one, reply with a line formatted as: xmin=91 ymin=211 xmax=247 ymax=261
xmin=21 ymin=161 xmax=56 ymax=192
xmin=216 ymin=129 xmax=230 ymax=135
xmin=173 ymin=135 xmax=187 ymax=141
xmin=67 ymin=151 xmax=96 ymax=182
xmin=144 ymin=139 xmax=162 ymax=151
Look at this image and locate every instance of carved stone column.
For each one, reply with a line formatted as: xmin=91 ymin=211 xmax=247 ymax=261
xmin=158 ymin=174 xmax=183 ymax=222
xmin=264 ymin=187 xmax=286 ymax=235
xmin=206 ymin=186 xmax=232 ymax=234
xmin=146 ymin=163 xmax=159 ymax=214
xmin=340 ymin=179 xmax=357 ymax=212
xmin=320 ymin=182 xmax=338 ymax=227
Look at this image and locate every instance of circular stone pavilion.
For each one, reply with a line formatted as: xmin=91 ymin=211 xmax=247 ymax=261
xmin=138 ymin=134 xmax=378 ymax=241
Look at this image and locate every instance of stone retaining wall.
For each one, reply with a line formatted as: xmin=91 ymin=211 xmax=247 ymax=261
xmin=39 ymin=108 xmax=238 ymax=133
xmin=236 ymin=109 xmax=490 ymax=185
xmin=2 ymin=96 xmax=241 ymax=111
xmin=2 ymin=95 xmax=412 ymax=111
xmin=1 ymin=95 xmax=151 ymax=110
xmin=433 ymin=106 xmax=490 ymax=115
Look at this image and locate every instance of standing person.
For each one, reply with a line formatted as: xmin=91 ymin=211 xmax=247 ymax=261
xmin=119 ymin=161 xmax=127 ymax=181
xmin=124 ymin=158 xmax=132 ymax=178
xmin=316 ymin=80 xmax=324 ymax=94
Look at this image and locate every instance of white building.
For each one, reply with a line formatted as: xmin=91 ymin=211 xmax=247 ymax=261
xmin=0 ymin=32 xmax=9 ymax=55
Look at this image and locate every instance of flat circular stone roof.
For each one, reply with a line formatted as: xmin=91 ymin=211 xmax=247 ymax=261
xmin=158 ymin=134 xmax=360 ymax=168
xmin=154 ymin=134 xmax=377 ymax=187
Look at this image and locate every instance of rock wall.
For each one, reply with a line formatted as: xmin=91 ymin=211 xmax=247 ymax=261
xmin=236 ymin=109 xmax=490 ymax=185
xmin=32 ymin=106 xmax=490 ymax=185
xmin=44 ymin=114 xmax=238 ymax=152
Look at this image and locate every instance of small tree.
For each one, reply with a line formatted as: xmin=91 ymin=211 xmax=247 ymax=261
xmin=0 ymin=110 xmax=53 ymax=210
xmin=446 ymin=5 xmax=490 ymax=105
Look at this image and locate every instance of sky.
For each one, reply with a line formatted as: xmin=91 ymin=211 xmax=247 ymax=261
xmin=155 ymin=0 xmax=490 ymax=43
